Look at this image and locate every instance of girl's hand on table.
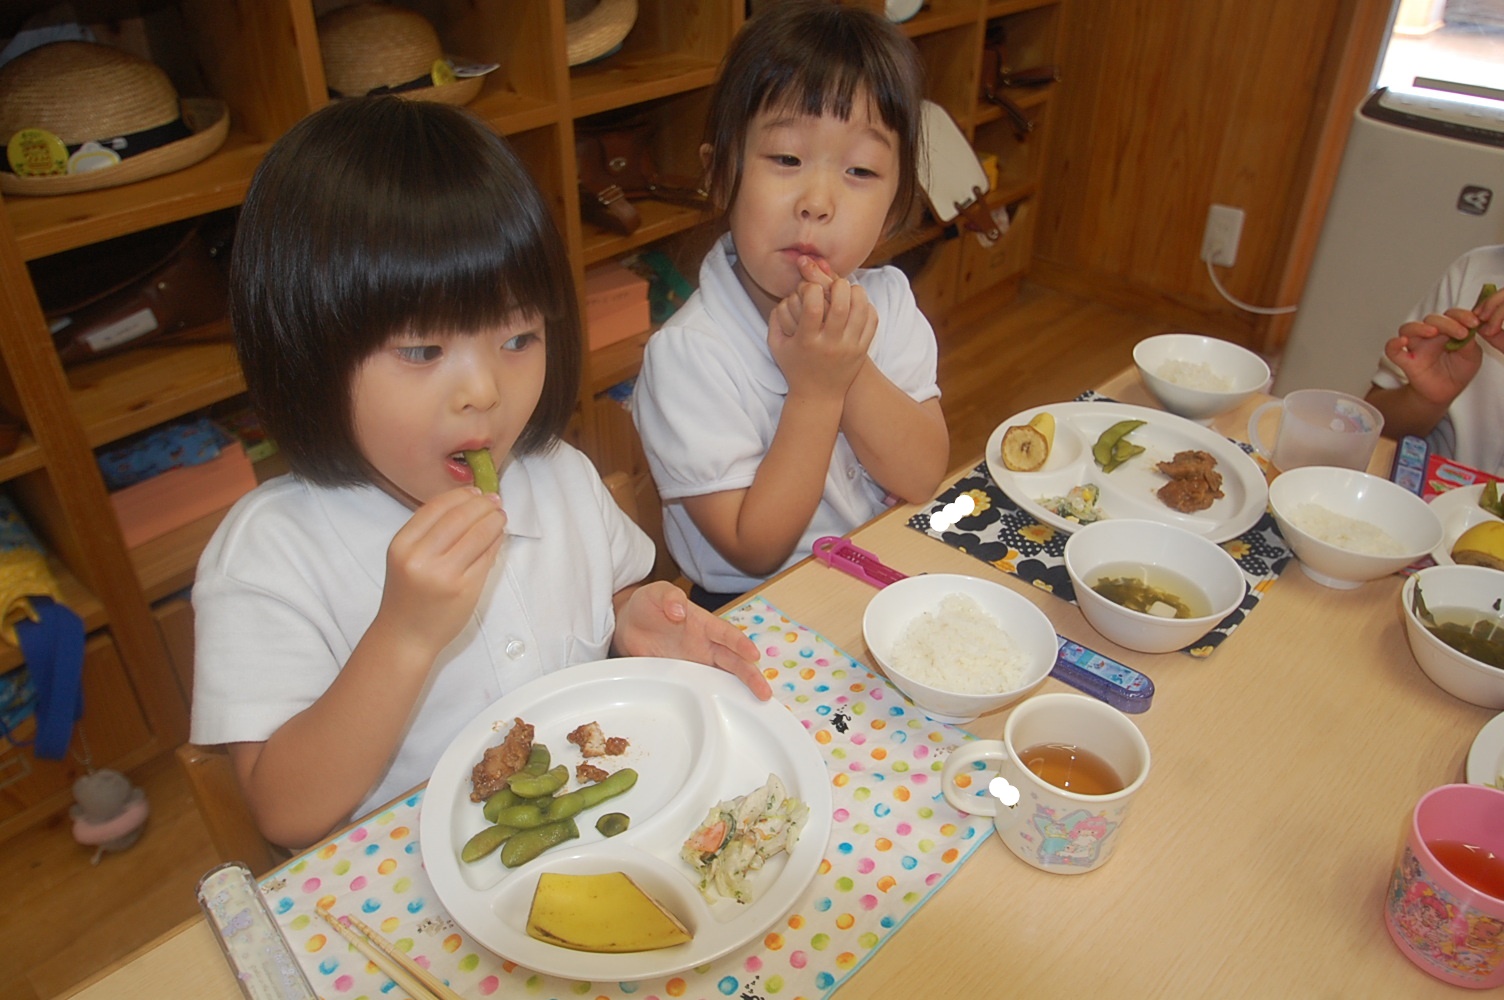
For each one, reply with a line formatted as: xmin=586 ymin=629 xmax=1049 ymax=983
xmin=378 ymin=487 xmax=506 ymax=659
xmin=614 ymin=581 xmax=771 ymax=700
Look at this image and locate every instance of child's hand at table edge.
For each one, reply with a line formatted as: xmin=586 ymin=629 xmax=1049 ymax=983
xmin=613 ymin=581 xmax=771 ymax=700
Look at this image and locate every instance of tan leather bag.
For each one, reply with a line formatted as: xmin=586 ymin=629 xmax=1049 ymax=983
xmin=36 ymin=219 xmax=231 ymax=367
xmin=575 ymin=119 xmax=707 ymax=235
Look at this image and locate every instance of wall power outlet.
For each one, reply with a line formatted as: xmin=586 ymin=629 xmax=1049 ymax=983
xmin=1200 ymin=204 xmax=1245 ymax=267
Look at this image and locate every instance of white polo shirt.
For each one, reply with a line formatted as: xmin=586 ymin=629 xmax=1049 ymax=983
xmin=1371 ymin=244 xmax=1504 ymax=474
xmin=190 ymin=442 xmax=652 ymax=819
xmin=633 ymin=233 xmax=940 ymax=594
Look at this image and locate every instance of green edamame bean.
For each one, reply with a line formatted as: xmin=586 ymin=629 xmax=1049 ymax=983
xmin=507 ymin=763 xmax=568 ymax=798
xmin=1447 ymin=282 xmax=1498 ymax=353
xmin=500 ymin=817 xmax=579 ymax=868
xmin=522 ymin=743 xmax=551 ymax=776
xmin=460 ymin=823 xmax=519 ymax=863
xmin=595 ymin=812 xmax=630 ymax=838
xmin=482 ymin=787 xmax=520 ymax=823
xmin=544 ymin=768 xmax=638 ymax=822
xmin=1092 ymin=419 xmax=1145 ymax=473
xmin=1102 ymin=441 xmax=1144 ymax=473
xmin=493 ymin=801 xmax=551 ymax=829
xmin=463 ymin=449 xmax=500 ymax=494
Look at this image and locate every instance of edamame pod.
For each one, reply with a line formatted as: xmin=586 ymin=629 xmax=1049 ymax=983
xmin=1102 ymin=441 xmax=1144 ymax=473
xmin=493 ymin=801 xmax=551 ymax=829
xmin=521 ymin=743 xmax=551 ymax=776
xmin=460 ymin=823 xmax=519 ymax=863
xmin=501 ymin=818 xmax=579 ymax=868
xmin=1092 ymin=419 xmax=1145 ymax=472
xmin=544 ymin=768 xmax=639 ymax=822
xmin=482 ymin=787 xmax=521 ymax=823
xmin=507 ymin=763 xmax=568 ymax=798
xmin=463 ymin=449 xmax=500 ymax=494
xmin=1447 ymin=282 xmax=1498 ymax=352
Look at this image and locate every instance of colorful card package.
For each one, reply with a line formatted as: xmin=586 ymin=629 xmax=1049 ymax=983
xmin=1390 ymin=435 xmax=1502 ymax=500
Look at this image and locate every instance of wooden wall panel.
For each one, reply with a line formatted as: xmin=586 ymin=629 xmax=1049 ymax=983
xmin=1034 ymin=0 xmax=1389 ymax=349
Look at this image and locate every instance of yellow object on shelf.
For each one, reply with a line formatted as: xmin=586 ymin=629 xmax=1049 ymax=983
xmin=979 ymin=152 xmax=999 ymax=193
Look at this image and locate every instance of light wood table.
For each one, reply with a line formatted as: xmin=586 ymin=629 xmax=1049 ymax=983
xmin=64 ymin=368 xmax=1491 ymax=999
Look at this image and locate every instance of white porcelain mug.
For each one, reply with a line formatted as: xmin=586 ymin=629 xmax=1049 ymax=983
xmin=941 ymin=693 xmax=1150 ymax=874
xmin=1246 ymin=388 xmax=1383 ymax=473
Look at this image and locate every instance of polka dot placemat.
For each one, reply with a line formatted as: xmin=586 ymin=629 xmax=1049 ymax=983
xmin=255 ymin=596 xmax=990 ymax=999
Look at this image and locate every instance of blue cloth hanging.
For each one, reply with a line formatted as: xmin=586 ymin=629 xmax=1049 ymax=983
xmin=12 ymin=598 xmax=84 ymax=758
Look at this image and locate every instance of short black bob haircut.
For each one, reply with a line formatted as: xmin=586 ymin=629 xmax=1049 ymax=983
xmin=701 ymin=0 xmax=924 ymax=234
xmin=230 ymin=96 xmax=581 ymax=488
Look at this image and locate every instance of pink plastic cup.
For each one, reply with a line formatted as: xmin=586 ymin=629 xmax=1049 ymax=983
xmin=1384 ymin=783 xmax=1504 ymax=988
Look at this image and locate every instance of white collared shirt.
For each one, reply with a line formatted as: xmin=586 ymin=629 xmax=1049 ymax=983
xmin=632 ymin=233 xmax=940 ymax=594
xmin=189 ymin=442 xmax=652 ymax=819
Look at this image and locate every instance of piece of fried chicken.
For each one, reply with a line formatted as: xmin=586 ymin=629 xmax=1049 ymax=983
xmin=567 ymin=721 xmax=629 ymax=758
xmin=1155 ymin=450 xmax=1224 ymax=513
xmin=469 ymin=717 xmax=533 ymax=802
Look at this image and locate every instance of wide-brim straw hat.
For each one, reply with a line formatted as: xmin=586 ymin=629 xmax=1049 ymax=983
xmin=318 ymin=3 xmax=484 ymax=107
xmin=0 ymin=41 xmax=228 ymax=197
xmin=566 ymin=0 xmax=638 ymax=67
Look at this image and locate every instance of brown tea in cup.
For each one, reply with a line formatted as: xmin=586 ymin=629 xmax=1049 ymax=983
xmin=1020 ymin=742 xmax=1125 ymax=795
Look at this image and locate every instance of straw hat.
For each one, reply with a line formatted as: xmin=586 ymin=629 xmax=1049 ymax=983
xmin=0 ymin=41 xmax=228 ymax=197
xmin=566 ymin=0 xmax=638 ymax=67
xmin=318 ymin=3 xmax=487 ymax=107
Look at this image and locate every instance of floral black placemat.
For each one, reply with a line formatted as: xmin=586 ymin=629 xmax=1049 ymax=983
xmin=907 ymin=392 xmax=1294 ymax=657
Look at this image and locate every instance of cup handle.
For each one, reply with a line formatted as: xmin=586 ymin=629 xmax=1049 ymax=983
xmin=1246 ymin=400 xmax=1279 ymax=461
xmin=942 ymin=741 xmax=1026 ymax=834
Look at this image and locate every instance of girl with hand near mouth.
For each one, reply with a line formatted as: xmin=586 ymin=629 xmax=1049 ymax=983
xmin=634 ymin=0 xmax=950 ymax=610
xmin=190 ymin=97 xmax=766 ymax=850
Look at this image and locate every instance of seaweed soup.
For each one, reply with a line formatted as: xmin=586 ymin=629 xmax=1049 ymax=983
xmin=1418 ymin=590 xmax=1504 ymax=670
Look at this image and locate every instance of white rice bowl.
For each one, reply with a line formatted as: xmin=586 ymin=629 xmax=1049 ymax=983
xmin=1268 ymin=466 xmax=1442 ymax=590
xmin=1133 ymin=332 xmax=1270 ymax=422
xmin=863 ymin=574 xmax=1057 ymax=724
xmin=889 ymin=594 xmax=1028 ymax=694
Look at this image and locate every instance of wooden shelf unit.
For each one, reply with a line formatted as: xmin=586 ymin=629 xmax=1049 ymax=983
xmin=0 ymin=0 xmax=1062 ymax=840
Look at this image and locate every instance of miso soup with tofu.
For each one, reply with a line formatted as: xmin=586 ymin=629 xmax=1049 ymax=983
xmin=1089 ymin=563 xmax=1213 ymax=619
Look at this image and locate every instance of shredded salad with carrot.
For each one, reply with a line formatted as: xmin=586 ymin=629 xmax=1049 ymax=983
xmin=680 ymin=773 xmax=808 ymax=904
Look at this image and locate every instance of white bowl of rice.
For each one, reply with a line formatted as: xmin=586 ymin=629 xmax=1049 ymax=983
xmin=1268 ymin=466 xmax=1443 ymax=589
xmin=1133 ymin=333 xmax=1271 ymax=423
xmin=862 ymin=574 xmax=1058 ymax=724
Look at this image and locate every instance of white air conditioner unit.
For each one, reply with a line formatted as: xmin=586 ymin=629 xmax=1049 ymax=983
xmin=1275 ymin=86 xmax=1504 ymax=397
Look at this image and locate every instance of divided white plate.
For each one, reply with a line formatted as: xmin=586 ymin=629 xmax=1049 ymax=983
xmin=1466 ymin=711 xmax=1504 ymax=789
xmin=984 ymin=401 xmax=1269 ymax=543
xmin=419 ymin=658 xmax=832 ymax=981
xmin=1428 ymin=484 xmax=1503 ymax=566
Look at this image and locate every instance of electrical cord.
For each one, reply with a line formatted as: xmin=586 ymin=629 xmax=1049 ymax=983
xmin=1205 ymin=257 xmax=1298 ymax=316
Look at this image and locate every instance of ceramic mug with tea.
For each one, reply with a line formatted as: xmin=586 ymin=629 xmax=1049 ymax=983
xmin=1384 ymin=783 xmax=1504 ymax=988
xmin=941 ymin=692 xmax=1150 ymax=874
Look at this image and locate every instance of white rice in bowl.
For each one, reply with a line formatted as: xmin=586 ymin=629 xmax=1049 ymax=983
xmin=1156 ymin=359 xmax=1233 ymax=392
xmin=1287 ymin=502 xmax=1406 ymax=556
xmin=888 ymin=594 xmax=1028 ymax=694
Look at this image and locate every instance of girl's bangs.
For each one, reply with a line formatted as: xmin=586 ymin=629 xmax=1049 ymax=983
xmin=757 ymin=48 xmax=909 ymax=137
xmin=353 ymin=205 xmax=565 ymax=343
